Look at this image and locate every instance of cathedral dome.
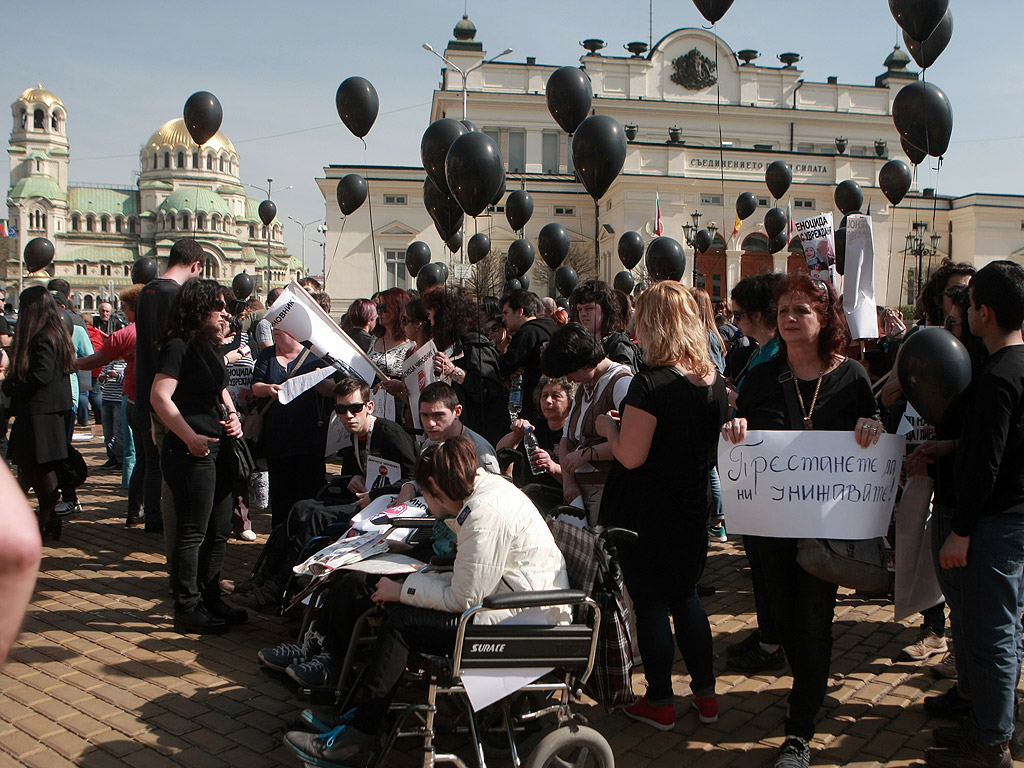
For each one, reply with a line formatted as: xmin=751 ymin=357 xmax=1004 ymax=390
xmin=146 ymin=118 xmax=235 ymax=154
xmin=18 ymin=85 xmax=64 ymax=109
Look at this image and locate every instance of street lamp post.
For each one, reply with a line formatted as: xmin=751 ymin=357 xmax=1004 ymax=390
xmin=287 ymin=216 xmax=323 ymax=271
xmin=905 ymin=221 xmax=941 ymax=299
xmin=422 ymin=43 xmax=513 ymax=119
xmin=247 ymin=179 xmax=293 ymax=294
xmin=681 ymin=210 xmax=703 ymax=287
xmin=316 ymin=224 xmax=329 ymax=279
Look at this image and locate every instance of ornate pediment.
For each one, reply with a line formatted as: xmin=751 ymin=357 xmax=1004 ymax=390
xmin=671 ymin=47 xmax=717 ymax=91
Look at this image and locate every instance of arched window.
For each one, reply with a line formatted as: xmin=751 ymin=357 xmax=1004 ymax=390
xmin=101 ymin=216 xmax=109 ymax=232
xmin=71 ymin=215 xmax=80 ymax=231
xmin=218 ymin=156 xmax=224 ymax=172
xmin=741 ymin=234 xmax=769 ymax=252
xmin=249 ymin=224 xmax=255 ymax=238
xmin=129 ymin=217 xmax=136 ymax=234
xmin=19 ymin=108 xmax=26 ymax=128
xmin=123 ymin=265 xmax=130 ymax=276
xmin=115 ymin=217 xmax=123 ymax=233
xmin=182 ymin=213 xmax=191 ymax=230
xmin=51 ymin=113 xmax=59 ymax=131
xmin=86 ymin=216 xmax=95 ymax=232
xmin=192 ymin=151 xmax=199 ymax=168
xmin=197 ymin=213 xmax=206 ymax=230
xmin=261 ymin=225 xmax=267 ymax=239
xmin=177 ymin=151 xmax=184 ymax=168
xmin=168 ymin=215 xmax=175 ymax=231
xmin=35 ymin=159 xmax=41 ymax=172
xmin=164 ymin=152 xmax=170 ymax=169
xmin=206 ymin=154 xmax=213 ymax=170
xmin=33 ymin=109 xmax=44 ymax=129
xmin=154 ymin=154 xmax=158 ymax=170
xmin=41 ymin=212 xmax=46 ymax=229
xmin=83 ymin=295 xmax=94 ymax=310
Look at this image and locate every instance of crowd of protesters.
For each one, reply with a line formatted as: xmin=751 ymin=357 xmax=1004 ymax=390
xmin=1 ymin=246 xmax=1023 ymax=768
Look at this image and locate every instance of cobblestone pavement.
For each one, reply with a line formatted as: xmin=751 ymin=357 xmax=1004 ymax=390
xmin=1 ymin=431 xmax=1019 ymax=768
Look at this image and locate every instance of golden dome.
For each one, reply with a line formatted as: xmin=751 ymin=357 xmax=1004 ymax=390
xmin=146 ymin=118 xmax=235 ymax=154
xmin=18 ymin=84 xmax=64 ymax=109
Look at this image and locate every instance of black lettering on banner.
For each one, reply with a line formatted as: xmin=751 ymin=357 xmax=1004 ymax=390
xmin=271 ymin=301 xmax=294 ymax=326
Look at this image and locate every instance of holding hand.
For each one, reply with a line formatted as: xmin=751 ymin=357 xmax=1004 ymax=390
xmin=720 ymin=418 xmax=748 ymax=444
xmin=595 ymin=409 xmax=620 ymax=439
xmin=372 ymin=576 xmax=403 ymax=606
xmin=854 ymin=417 xmax=884 ymax=448
xmin=510 ymin=419 xmax=533 ymax=441
xmin=186 ymin=432 xmax=218 ymax=457
xmin=220 ymin=412 xmax=242 ymax=439
xmin=531 ymin=448 xmax=558 ymax=475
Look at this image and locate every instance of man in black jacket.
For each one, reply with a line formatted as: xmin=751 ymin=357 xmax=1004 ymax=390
xmin=499 ymin=290 xmax=555 ymax=423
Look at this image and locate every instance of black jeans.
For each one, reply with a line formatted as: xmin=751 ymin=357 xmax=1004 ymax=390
xmin=756 ymin=536 xmax=839 ymax=741
xmin=266 ymin=454 xmax=326 ymax=528
xmin=162 ymin=435 xmax=233 ymax=613
xmin=131 ymin=404 xmax=163 ymax=530
xmin=322 ymin=571 xmax=378 ymax=656
xmin=353 ymin=605 xmax=459 ymax=734
xmin=742 ymin=535 xmax=782 ymax=646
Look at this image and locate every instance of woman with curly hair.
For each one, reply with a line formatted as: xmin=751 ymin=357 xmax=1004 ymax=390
xmin=369 ymin=288 xmax=412 ymax=420
xmin=151 ymin=279 xmax=247 ymax=635
xmin=2 ymin=286 xmax=76 ymax=541
xmin=421 ymin=286 xmax=507 ymax=445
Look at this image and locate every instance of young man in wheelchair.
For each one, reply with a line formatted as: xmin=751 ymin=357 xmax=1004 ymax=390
xmin=283 ymin=436 xmax=570 ymax=768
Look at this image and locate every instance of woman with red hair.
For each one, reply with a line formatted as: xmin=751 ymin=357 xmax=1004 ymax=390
xmin=370 ymin=288 xmax=412 ymax=419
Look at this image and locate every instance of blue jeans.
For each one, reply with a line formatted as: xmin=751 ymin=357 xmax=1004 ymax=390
xmin=934 ymin=508 xmax=1024 ymax=746
xmin=709 ymin=466 xmax=724 ymax=523
xmin=101 ymin=398 xmax=122 ymax=460
xmin=121 ymin=396 xmax=135 ymax=491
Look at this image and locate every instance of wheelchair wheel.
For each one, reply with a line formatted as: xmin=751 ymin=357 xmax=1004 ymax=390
xmin=524 ymin=724 xmax=614 ymax=768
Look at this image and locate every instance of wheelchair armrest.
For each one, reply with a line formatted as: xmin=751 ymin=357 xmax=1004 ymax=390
xmin=600 ymin=526 xmax=638 ymax=545
xmin=429 ymin=551 xmax=456 ymax=568
xmin=482 ymin=589 xmax=588 ymax=611
xmin=324 ymin=521 xmax=351 ymax=539
xmin=371 ymin=515 xmax=436 ymax=529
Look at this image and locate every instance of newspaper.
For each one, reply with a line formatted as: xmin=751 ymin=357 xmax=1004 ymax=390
xmin=292 ymin=531 xmax=389 ymax=576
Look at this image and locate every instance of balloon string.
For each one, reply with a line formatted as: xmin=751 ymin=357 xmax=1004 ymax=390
xmin=325 ymin=215 xmax=347 ymax=284
xmin=714 ymin=28 xmax=727 ymax=249
xmin=361 ymin=144 xmax=380 ymax=294
xmin=885 ymin=199 xmax=896 ymax=304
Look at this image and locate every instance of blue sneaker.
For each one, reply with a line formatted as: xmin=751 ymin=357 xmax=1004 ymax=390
xmin=284 ymin=724 xmax=374 ymax=768
xmin=301 ymin=707 xmax=357 ymax=734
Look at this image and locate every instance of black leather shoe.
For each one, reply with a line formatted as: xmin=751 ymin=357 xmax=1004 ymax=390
xmin=204 ymin=597 xmax=248 ymax=625
xmin=126 ymin=510 xmax=145 ymax=527
xmin=174 ymin=606 xmax=229 ymax=635
xmin=924 ymin=685 xmax=973 ymax=720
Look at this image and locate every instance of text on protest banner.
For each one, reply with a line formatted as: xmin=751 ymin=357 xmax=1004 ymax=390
xmin=843 ymin=214 xmax=878 ymax=340
xmin=794 ymin=211 xmax=835 ymax=284
xmin=718 ymin=430 xmax=904 ymax=539
xmin=402 ymin=340 xmax=438 ymax=429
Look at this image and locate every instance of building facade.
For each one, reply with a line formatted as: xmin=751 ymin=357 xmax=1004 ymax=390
xmin=319 ymin=18 xmax=1024 ymax=310
xmin=5 ymin=86 xmax=302 ymax=310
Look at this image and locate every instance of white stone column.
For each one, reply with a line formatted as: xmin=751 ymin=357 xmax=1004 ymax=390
xmin=725 ymin=250 xmax=742 ymax=296
xmin=772 ymin=253 xmax=788 ymax=274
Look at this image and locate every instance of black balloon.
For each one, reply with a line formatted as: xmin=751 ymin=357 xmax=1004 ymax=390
xmin=879 ymin=159 xmax=913 ymax=205
xmin=546 ymin=66 xmax=593 ymax=134
xmin=445 ymin=132 xmax=505 ymax=217
xmin=617 ymin=231 xmax=644 ymax=269
xmin=572 ymin=114 xmax=627 ymax=201
xmin=768 ymin=232 xmax=789 ymax=254
xmin=694 ymin=229 xmax=713 ymax=254
xmin=736 ymin=192 xmax=758 ymax=220
xmin=504 ymin=260 xmax=518 ymax=282
xmin=23 ymin=237 xmax=54 ymax=273
xmin=504 ymin=279 xmax=523 ymax=293
xmin=183 ymin=91 xmax=223 ymax=146
xmin=902 ymin=136 xmax=927 ymax=165
xmin=645 ymin=237 xmax=686 ymax=282
xmin=438 ymin=263 xmax=449 ymax=283
xmin=421 ymin=118 xmax=466 ymax=197
xmin=508 ymin=239 xmax=535 ymax=277
xmin=446 ymin=232 xmax=462 ymax=253
xmin=835 ymin=227 xmax=847 ymax=275
xmin=834 ymin=180 xmax=864 ymax=216
xmin=505 ymin=190 xmax=534 ymax=232
xmin=764 ymin=208 xmax=788 ymax=238
xmin=460 ymin=120 xmax=478 ymax=132
xmin=405 ymin=242 xmax=431 ymax=277
xmin=335 ymin=76 xmax=379 ymax=139
xmin=416 ymin=262 xmax=447 ymax=293
xmin=692 ymin=0 xmax=735 ymax=23
xmin=130 ymin=257 xmax=157 ymax=285
xmin=893 ymin=80 xmax=953 ymax=158
xmin=905 ymin=8 xmax=952 ymax=68
xmin=519 ymin=274 xmax=531 ymax=291
xmin=889 ymin=0 xmax=949 ymax=43
xmin=423 ymin=178 xmax=464 ymax=241
xmin=467 ymin=233 xmax=491 ymax=264
xmin=258 ymin=200 xmax=276 ymax=227
xmin=765 ymin=160 xmax=793 ymax=200
xmin=538 ymin=223 xmax=571 ymax=269
xmin=491 ymin=173 xmax=506 ymax=207
xmin=336 ymin=174 xmax=368 ymax=216
xmin=554 ymin=265 xmax=579 ymax=298
xmin=232 ymin=272 xmax=254 ymax=300
xmin=897 ymin=326 xmax=971 ymax=426
xmin=613 ymin=270 xmax=635 ymax=294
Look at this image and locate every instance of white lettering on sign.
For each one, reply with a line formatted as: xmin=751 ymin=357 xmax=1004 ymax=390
xmin=470 ymin=643 xmax=507 ymax=653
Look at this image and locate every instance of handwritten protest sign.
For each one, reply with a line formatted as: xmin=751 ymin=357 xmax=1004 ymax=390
xmin=794 ymin=212 xmax=835 ymax=284
xmin=718 ymin=430 xmax=904 ymax=539
xmin=402 ymin=340 xmax=438 ymax=429
xmin=843 ymin=214 xmax=878 ymax=340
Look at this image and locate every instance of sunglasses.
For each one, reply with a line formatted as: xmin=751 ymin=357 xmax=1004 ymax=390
xmin=212 ymin=300 xmax=226 ymax=312
xmin=334 ymin=402 xmax=367 ymax=415
xmin=944 ymin=317 xmax=962 ymax=331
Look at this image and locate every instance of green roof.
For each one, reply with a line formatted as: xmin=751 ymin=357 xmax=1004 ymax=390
xmin=243 ymin=197 xmax=281 ymax=225
xmin=160 ymin=187 xmax=231 ymax=217
xmin=68 ymin=187 xmax=138 ymax=217
xmin=64 ymin=245 xmax=138 ymax=264
xmin=27 ymin=151 xmax=50 ymax=160
xmin=9 ymin=176 xmax=66 ymax=202
xmin=139 ymin=179 xmax=172 ymax=190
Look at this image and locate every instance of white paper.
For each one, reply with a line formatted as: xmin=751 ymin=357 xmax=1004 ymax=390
xmin=401 ymin=340 xmax=438 ymax=429
xmin=794 ymin=212 xmax=835 ymax=284
xmin=370 ymin=386 xmax=397 ymax=422
xmin=461 ymin=608 xmax=553 ymax=712
xmin=843 ymin=214 xmax=879 ymax=340
xmin=894 ymin=475 xmax=943 ymax=622
xmin=718 ymin=430 xmax=905 ymax=539
xmin=325 ymin=412 xmax=353 ymax=457
xmin=268 ymin=283 xmax=384 ymax=385
xmin=278 ymin=366 xmax=334 ymax=405
xmin=339 ymin=553 xmax=425 ymax=575
xmin=897 ymin=401 xmax=932 ymax=445
xmin=366 ymin=456 xmax=402 ymax=492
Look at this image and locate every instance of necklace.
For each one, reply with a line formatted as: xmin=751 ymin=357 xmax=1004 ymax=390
xmin=790 ymin=364 xmax=824 ymax=430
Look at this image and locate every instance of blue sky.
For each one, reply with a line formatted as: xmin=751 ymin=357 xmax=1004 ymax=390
xmin=4 ymin=1 xmax=1021 ymax=265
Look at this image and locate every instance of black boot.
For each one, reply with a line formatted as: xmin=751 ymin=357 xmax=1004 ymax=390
xmin=174 ymin=605 xmax=229 ymax=635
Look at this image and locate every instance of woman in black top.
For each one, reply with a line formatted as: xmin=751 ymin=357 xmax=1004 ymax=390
xmin=597 ymin=281 xmax=728 ymax=731
xmin=151 ymin=279 xmax=246 ymax=635
xmin=722 ymin=273 xmax=882 ymax=768
xmin=3 ymin=286 xmax=75 ymax=541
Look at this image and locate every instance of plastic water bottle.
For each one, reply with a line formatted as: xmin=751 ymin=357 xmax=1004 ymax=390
xmin=508 ymin=374 xmax=523 ymax=422
xmin=523 ymin=427 xmax=545 ymax=475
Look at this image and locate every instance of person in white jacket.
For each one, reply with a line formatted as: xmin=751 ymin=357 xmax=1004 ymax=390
xmin=284 ymin=436 xmax=569 ymax=768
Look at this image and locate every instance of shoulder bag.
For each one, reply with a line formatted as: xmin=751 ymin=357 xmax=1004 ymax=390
xmin=243 ymin=347 xmax=313 ymax=450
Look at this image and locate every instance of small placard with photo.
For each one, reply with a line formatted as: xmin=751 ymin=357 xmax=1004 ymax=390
xmin=366 ymin=455 xmax=402 ymax=492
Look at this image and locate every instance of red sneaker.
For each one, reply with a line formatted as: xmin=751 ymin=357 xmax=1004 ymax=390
xmin=692 ymin=694 xmax=719 ymax=723
xmin=624 ymin=695 xmax=675 ymax=730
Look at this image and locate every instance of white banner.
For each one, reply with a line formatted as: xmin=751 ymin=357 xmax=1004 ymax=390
xmin=718 ymin=430 xmax=904 ymax=539
xmin=402 ymin=340 xmax=438 ymax=429
xmin=278 ymin=366 xmax=334 ymax=405
xmin=794 ymin=212 xmax=835 ymax=284
xmin=268 ymin=282 xmax=385 ymax=385
xmin=843 ymin=214 xmax=878 ymax=340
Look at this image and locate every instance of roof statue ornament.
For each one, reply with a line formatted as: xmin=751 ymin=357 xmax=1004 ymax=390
xmin=671 ymin=48 xmax=718 ymax=91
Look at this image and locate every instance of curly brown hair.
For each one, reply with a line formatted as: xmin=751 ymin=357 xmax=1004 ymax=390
xmin=421 ymin=286 xmax=480 ymax=350
xmin=773 ymin=272 xmax=847 ymax=363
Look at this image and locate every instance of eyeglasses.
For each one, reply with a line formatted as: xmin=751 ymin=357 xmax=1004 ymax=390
xmin=334 ymin=402 xmax=367 ymax=415
xmin=944 ymin=317 xmax=962 ymax=331
xmin=732 ymin=310 xmax=746 ymax=322
xmin=211 ymin=300 xmax=226 ymax=312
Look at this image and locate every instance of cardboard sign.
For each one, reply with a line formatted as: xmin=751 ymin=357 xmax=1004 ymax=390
xmin=718 ymin=430 xmax=905 ymax=539
xmin=794 ymin=212 xmax=835 ymax=284
xmin=843 ymin=214 xmax=879 ymax=340
xmin=402 ymin=340 xmax=438 ymax=429
xmin=366 ymin=455 xmax=402 ymax=492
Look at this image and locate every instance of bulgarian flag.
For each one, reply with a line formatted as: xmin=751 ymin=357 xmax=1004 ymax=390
xmin=0 ymin=222 xmax=7 ymax=238
xmin=787 ymin=199 xmax=793 ymax=242
xmin=655 ymin=191 xmax=662 ymax=236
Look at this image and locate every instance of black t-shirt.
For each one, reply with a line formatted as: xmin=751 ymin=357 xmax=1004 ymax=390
xmin=0 ymin=314 xmax=9 ymax=341
xmin=156 ymin=337 xmax=227 ymax=437
xmin=736 ymin=356 xmax=877 ymax=432
xmin=533 ymin=418 xmax=563 ymax=458
xmin=134 ymin=278 xmax=181 ymax=417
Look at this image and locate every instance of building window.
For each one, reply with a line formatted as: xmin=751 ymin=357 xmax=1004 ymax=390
xmin=554 ymin=206 xmax=575 ymax=216
xmin=115 ymin=217 xmax=122 ymax=233
xmin=796 ymin=143 xmax=814 ymax=153
xmin=219 ymin=157 xmax=224 ymax=172
xmin=794 ymin=199 xmax=815 ymax=209
xmin=262 ymin=225 xmax=267 ymax=239
xmin=712 ymin=273 xmax=722 ymax=298
xmin=36 ymin=159 xmax=42 ymax=172
xmin=129 ymin=218 xmax=136 ymax=234
xmin=742 ymin=233 xmax=769 ymax=251
xmin=71 ymin=215 xmax=80 ymax=231
xmin=83 ymin=295 xmax=94 ymax=311
xmin=34 ymin=109 xmax=44 ymax=129
xmin=182 ymin=213 xmax=191 ymax=231
xmin=542 ymin=132 xmax=559 ymax=174
xmin=123 ymin=265 xmax=130 ymax=276
xmin=508 ymin=130 xmax=525 ymax=173
xmin=249 ymin=225 xmax=255 ymax=238
xmin=383 ymin=194 xmax=407 ymax=205
xmin=76 ymin=264 xmax=83 ymax=275
xmin=164 ymin=152 xmax=170 ymax=169
xmin=483 ymin=129 xmax=500 ymax=147
xmin=192 ymin=151 xmax=199 ymax=168
xmin=207 ymin=154 xmax=213 ymax=170
xmin=757 ymin=197 xmax=769 ymax=207
xmin=197 ymin=213 xmax=206 ymax=230
xmin=154 ymin=154 xmax=158 ymax=169
xmin=86 ymin=216 xmax=95 ymax=232
xmin=384 ymin=249 xmax=409 ymax=289
xmin=177 ymin=151 xmax=184 ymax=168
xmin=168 ymin=216 xmax=175 ymax=231
xmin=101 ymin=216 xmax=109 ymax=232
xmin=850 ymin=146 xmax=867 ymax=157
xmin=700 ymin=194 xmax=722 ymax=206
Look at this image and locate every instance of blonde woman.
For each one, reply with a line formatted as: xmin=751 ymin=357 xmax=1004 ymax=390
xmin=596 ymin=281 xmax=728 ymax=731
